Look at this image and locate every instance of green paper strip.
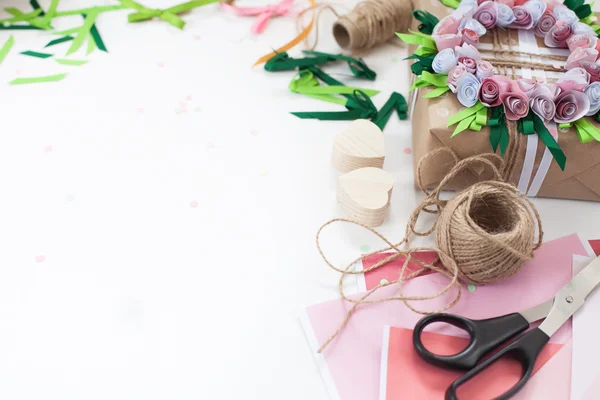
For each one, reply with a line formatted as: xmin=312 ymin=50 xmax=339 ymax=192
xmin=292 ymin=109 xmax=369 ymax=120
xmin=395 ymin=32 xmax=437 ymax=51
xmin=67 ymin=10 xmax=99 ymax=55
xmin=410 ymin=54 xmax=436 ymax=75
xmin=440 ymin=0 xmax=460 ymax=8
xmin=531 ymin=113 xmax=566 ymax=171
xmin=4 ymin=7 xmax=50 ymax=29
xmin=45 ymin=35 xmax=73 ymax=47
xmin=307 ymin=66 xmax=353 ymax=102
xmin=414 ymin=47 xmax=438 ymax=57
xmin=40 ymin=0 xmax=59 ymax=27
xmin=411 ymin=71 xmax=448 ymax=90
xmin=474 ymin=106 xmax=488 ymax=127
xmin=53 ymin=27 xmax=80 ymax=36
xmin=30 ymin=0 xmax=44 ymax=15
xmin=413 ymin=10 xmax=439 ymax=35
xmin=447 ymin=102 xmax=485 ymax=127
xmin=0 ymin=25 xmax=40 ymax=30
xmin=21 ymin=50 xmax=53 ymax=58
xmin=55 ymin=58 xmax=87 ymax=66
xmin=10 ymin=73 xmax=66 ymax=85
xmin=451 ymin=115 xmax=476 ymax=137
xmin=89 ymin=21 xmax=107 ymax=52
xmin=86 ymin=33 xmax=97 ymax=55
xmin=574 ymin=118 xmax=600 ymax=143
xmin=265 ymin=52 xmax=331 ymax=71
xmin=488 ymin=106 xmax=509 ymax=155
xmin=120 ymin=0 xmax=222 ymax=30
xmin=0 ymin=35 xmax=15 ymax=64
xmin=558 ymin=122 xmax=572 ymax=130
xmin=54 ymin=5 xmax=127 ymax=17
xmin=303 ymin=50 xmax=376 ymax=80
xmin=294 ymin=85 xmax=379 ymax=97
xmin=371 ymin=92 xmax=408 ymax=130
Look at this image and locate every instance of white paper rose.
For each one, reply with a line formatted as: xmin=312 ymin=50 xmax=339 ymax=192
xmin=553 ymin=4 xmax=579 ymax=24
xmin=432 ymin=48 xmax=459 ymax=74
xmin=496 ymin=4 xmax=516 ymax=28
xmin=523 ymin=0 xmax=547 ymax=25
xmin=458 ymin=18 xmax=487 ymax=36
xmin=456 ymin=72 xmax=481 ymax=108
xmin=585 ymin=82 xmax=600 ymax=116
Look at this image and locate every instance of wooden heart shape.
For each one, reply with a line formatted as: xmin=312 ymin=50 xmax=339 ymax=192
xmin=337 ymin=167 xmax=394 ymax=227
xmin=332 ymin=119 xmax=385 ymax=172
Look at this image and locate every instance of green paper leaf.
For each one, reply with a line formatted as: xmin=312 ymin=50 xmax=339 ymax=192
xmin=45 ymin=36 xmax=74 ymax=47
xmin=4 ymin=7 xmax=50 ymax=29
xmin=371 ymin=92 xmax=408 ymax=130
xmin=55 ymin=58 xmax=88 ymax=66
xmin=0 ymin=35 xmax=14 ymax=64
xmin=0 ymin=24 xmax=40 ymax=30
xmin=89 ymin=21 xmax=107 ymax=52
xmin=412 ymin=10 xmax=439 ymax=35
xmin=291 ymin=109 xmax=368 ymax=120
xmin=422 ymin=86 xmax=450 ymax=98
xmin=53 ymin=27 xmax=80 ymax=36
xmin=40 ymin=0 xmax=59 ymax=27
xmin=20 ymin=50 xmax=53 ymax=58
xmin=121 ymin=0 xmax=222 ymax=29
xmin=447 ymin=102 xmax=485 ymax=127
xmin=574 ymin=118 xmax=600 ymax=143
xmin=440 ymin=0 xmax=460 ymax=8
xmin=86 ymin=33 xmax=97 ymax=55
xmin=10 ymin=73 xmax=67 ymax=85
xmin=452 ymin=115 xmax=476 ymax=137
xmin=531 ymin=113 xmax=566 ymax=171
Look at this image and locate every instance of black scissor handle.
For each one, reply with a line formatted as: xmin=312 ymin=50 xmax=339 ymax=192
xmin=413 ymin=313 xmax=530 ymax=370
xmin=446 ymin=328 xmax=550 ymax=400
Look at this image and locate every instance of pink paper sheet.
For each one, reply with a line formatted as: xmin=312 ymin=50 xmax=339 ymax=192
xmin=381 ymin=326 xmax=565 ymax=400
xmin=301 ymin=234 xmax=587 ymax=400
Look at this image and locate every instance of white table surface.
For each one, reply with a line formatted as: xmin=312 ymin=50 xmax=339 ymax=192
xmin=2 ymin=1 xmax=600 ymax=399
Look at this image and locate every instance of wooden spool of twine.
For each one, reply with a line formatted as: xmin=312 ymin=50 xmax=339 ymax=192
xmin=333 ymin=0 xmax=413 ymax=51
xmin=315 ymin=149 xmax=543 ymax=352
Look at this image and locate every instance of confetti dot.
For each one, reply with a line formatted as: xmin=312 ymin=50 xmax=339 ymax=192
xmin=35 ymin=255 xmax=45 ymax=263
xmin=380 ymin=278 xmax=389 ymax=285
xmin=157 ymin=62 xmax=165 ymax=68
xmin=185 ymin=95 xmax=192 ymax=101
xmin=175 ymin=108 xmax=182 ymax=114
xmin=259 ymin=169 xmax=268 ymax=176
xmin=436 ymin=108 xmax=449 ymax=117
xmin=15 ymin=68 xmax=22 ymax=75
xmin=137 ymin=107 xmax=144 ymax=113
xmin=206 ymin=141 xmax=215 ymax=148
xmin=190 ymin=200 xmax=198 ymax=208
xmin=467 ymin=284 xmax=477 ymax=292
xmin=391 ymin=57 xmax=398 ymax=62
xmin=66 ymin=194 xmax=74 ymax=201
xmin=360 ymin=244 xmax=370 ymax=253
xmin=44 ymin=145 xmax=52 ymax=152
xmin=250 ymin=129 xmax=258 ymax=136
xmin=194 ymin=107 xmax=201 ymax=112
xmin=404 ymin=147 xmax=412 ymax=155
xmin=193 ymin=35 xmax=201 ymax=40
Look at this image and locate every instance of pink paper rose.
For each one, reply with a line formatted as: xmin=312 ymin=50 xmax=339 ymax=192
xmin=581 ymin=61 xmax=600 ymax=83
xmin=554 ymin=90 xmax=591 ymax=123
xmin=529 ymin=84 xmax=556 ymax=121
xmin=447 ymin=65 xmax=468 ymax=93
xmin=433 ymin=15 xmax=462 ymax=35
xmin=545 ymin=20 xmax=574 ymax=48
xmin=434 ymin=33 xmax=463 ymax=51
xmin=508 ymin=6 xmax=534 ymax=29
xmin=476 ymin=60 xmax=494 ymax=80
xmin=567 ymin=34 xmax=595 ymax=52
xmin=565 ymin=47 xmax=599 ymax=70
xmin=473 ymin=1 xmax=498 ymax=29
xmin=497 ymin=0 xmax=515 ymax=5
xmin=455 ymin=43 xmax=482 ymax=60
xmin=534 ymin=10 xmax=556 ymax=38
xmin=557 ymin=68 xmax=591 ymax=92
xmin=458 ymin=56 xmax=477 ymax=74
xmin=500 ymin=81 xmax=530 ymax=120
xmin=461 ymin=28 xmax=480 ymax=46
xmin=479 ymin=75 xmax=510 ymax=107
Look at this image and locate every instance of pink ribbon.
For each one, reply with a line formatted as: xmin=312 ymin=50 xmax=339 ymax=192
xmin=221 ymin=0 xmax=295 ymax=34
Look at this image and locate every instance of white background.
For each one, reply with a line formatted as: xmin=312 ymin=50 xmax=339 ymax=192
xmin=1 ymin=1 xmax=600 ymax=399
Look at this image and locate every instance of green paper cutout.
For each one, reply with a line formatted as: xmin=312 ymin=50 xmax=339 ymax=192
xmin=53 ymin=27 xmax=80 ymax=36
xmin=412 ymin=10 xmax=439 ymax=35
xmin=264 ymin=52 xmax=331 ymax=71
xmin=0 ymin=25 xmax=40 ymax=30
xmin=371 ymin=92 xmax=408 ymax=130
xmin=574 ymin=118 xmax=600 ymax=143
xmin=120 ymin=0 xmax=222 ymax=29
xmin=55 ymin=58 xmax=87 ymax=66
xmin=423 ymin=87 xmax=450 ymax=98
xmin=4 ymin=7 xmax=50 ymax=29
xmin=10 ymin=73 xmax=67 ymax=84
xmin=21 ymin=50 xmax=53 ymax=58
xmin=86 ymin=33 xmax=97 ymax=54
xmin=89 ymin=21 xmax=107 ymax=52
xmin=0 ymin=35 xmax=14 ymax=64
xmin=40 ymin=0 xmax=59 ymax=27
xmin=303 ymin=50 xmax=377 ymax=80
xmin=447 ymin=102 xmax=485 ymax=127
xmin=531 ymin=113 xmax=566 ymax=171
xmin=45 ymin=35 xmax=73 ymax=47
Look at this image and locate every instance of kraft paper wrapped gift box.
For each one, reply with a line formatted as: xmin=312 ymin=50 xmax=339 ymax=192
xmin=405 ymin=2 xmax=600 ymax=201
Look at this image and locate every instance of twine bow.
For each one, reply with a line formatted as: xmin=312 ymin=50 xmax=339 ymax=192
xmin=221 ymin=0 xmax=295 ymax=34
xmin=120 ymin=0 xmax=221 ymax=29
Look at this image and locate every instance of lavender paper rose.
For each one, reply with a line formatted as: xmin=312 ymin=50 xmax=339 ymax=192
xmin=456 ymin=73 xmax=481 ymax=108
xmin=432 ymin=48 xmax=459 ymax=74
xmin=473 ymin=1 xmax=497 ymax=29
xmin=581 ymin=61 xmax=600 ymax=83
xmin=554 ymin=90 xmax=591 ymax=123
xmin=529 ymin=84 xmax=556 ymax=121
xmin=476 ymin=60 xmax=494 ymax=80
xmin=585 ymin=82 xmax=600 ymax=116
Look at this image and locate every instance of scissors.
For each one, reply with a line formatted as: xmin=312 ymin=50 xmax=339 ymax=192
xmin=413 ymin=254 xmax=600 ymax=400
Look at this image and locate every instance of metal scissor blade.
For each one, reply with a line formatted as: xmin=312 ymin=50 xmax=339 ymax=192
xmin=539 ymin=255 xmax=600 ymax=337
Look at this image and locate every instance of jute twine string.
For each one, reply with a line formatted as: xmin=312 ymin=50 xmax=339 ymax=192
xmin=331 ymin=0 xmax=412 ymax=51
xmin=296 ymin=4 xmax=345 ymax=51
xmin=316 ymin=149 xmax=543 ymax=352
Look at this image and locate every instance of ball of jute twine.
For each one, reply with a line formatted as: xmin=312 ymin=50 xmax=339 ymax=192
xmin=315 ymin=148 xmax=543 ymax=352
xmin=332 ymin=0 xmax=413 ymax=52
